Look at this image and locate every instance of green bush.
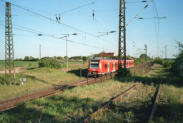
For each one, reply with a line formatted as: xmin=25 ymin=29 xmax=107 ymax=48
xmin=162 ymin=60 xmax=173 ymax=68
xmin=170 ymin=52 xmax=183 ymax=76
xmin=0 ymin=76 xmax=6 ymax=85
xmin=39 ymin=58 xmax=62 ymax=69
xmin=153 ymin=57 xmax=163 ymax=64
xmin=170 ymin=42 xmax=183 ymax=76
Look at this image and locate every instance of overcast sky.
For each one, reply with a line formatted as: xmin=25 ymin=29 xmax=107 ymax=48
xmin=0 ymin=0 xmax=182 ymax=59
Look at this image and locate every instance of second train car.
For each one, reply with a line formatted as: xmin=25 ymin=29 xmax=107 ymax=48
xmin=88 ymin=58 xmax=134 ymax=76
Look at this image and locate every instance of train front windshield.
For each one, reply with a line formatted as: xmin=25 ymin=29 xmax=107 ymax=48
xmin=90 ymin=60 xmax=99 ymax=69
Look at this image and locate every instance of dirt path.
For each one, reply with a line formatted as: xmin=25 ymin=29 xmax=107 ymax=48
xmin=0 ymin=67 xmax=25 ymax=74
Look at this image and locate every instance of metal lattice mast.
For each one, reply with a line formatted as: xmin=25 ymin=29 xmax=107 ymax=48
xmin=5 ymin=2 xmax=15 ymax=82
xmin=118 ymin=0 xmax=126 ymax=72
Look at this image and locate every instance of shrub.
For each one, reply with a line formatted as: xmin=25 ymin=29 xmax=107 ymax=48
xmin=162 ymin=60 xmax=173 ymax=68
xmin=153 ymin=57 xmax=163 ymax=65
xmin=170 ymin=42 xmax=183 ymax=76
xmin=0 ymin=76 xmax=6 ymax=85
xmin=170 ymin=52 xmax=183 ymax=76
xmin=39 ymin=58 xmax=62 ymax=69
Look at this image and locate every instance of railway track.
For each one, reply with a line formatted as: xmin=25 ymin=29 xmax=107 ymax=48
xmin=0 ymin=73 xmax=116 ymax=113
xmin=83 ymin=84 xmax=137 ymax=123
xmin=148 ymin=83 xmax=161 ymax=123
xmin=83 ymin=82 xmax=162 ymax=123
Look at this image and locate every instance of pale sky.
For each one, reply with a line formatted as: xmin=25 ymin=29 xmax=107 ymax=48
xmin=0 ymin=0 xmax=182 ymax=59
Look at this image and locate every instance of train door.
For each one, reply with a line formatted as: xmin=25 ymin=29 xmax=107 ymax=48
xmin=113 ymin=62 xmax=115 ymax=71
xmin=107 ymin=62 xmax=110 ymax=72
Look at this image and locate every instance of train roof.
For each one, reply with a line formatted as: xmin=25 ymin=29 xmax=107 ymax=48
xmin=91 ymin=58 xmax=134 ymax=61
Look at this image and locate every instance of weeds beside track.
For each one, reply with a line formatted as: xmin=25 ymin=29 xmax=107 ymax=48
xmin=83 ymin=84 xmax=137 ymax=123
xmin=148 ymin=83 xmax=161 ymax=123
xmin=0 ymin=73 xmax=116 ymax=113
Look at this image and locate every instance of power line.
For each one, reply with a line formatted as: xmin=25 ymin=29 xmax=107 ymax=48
xmin=126 ymin=0 xmax=153 ymax=27
xmin=152 ymin=0 xmax=160 ymax=57
xmin=0 ymin=23 xmax=107 ymax=50
xmin=126 ymin=0 xmax=148 ymax=4
xmin=1 ymin=0 xmax=107 ymax=43
xmin=61 ymin=1 xmax=95 ymax=14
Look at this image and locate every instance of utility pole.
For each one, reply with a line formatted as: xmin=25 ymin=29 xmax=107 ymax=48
xmin=66 ymin=35 xmax=68 ymax=72
xmin=164 ymin=45 xmax=167 ymax=59
xmin=118 ymin=0 xmax=126 ymax=73
xmin=60 ymin=33 xmax=77 ymax=72
xmin=39 ymin=44 xmax=41 ymax=60
xmin=5 ymin=2 xmax=15 ymax=83
xmin=144 ymin=44 xmax=147 ymax=60
xmin=145 ymin=44 xmax=147 ymax=56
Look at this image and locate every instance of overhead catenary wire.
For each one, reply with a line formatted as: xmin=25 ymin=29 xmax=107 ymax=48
xmin=1 ymin=0 xmax=108 ymax=43
xmin=126 ymin=0 xmax=147 ymax=4
xmin=0 ymin=23 xmax=106 ymax=50
xmin=61 ymin=1 xmax=95 ymax=14
xmin=152 ymin=0 xmax=160 ymax=57
xmin=126 ymin=0 xmax=153 ymax=27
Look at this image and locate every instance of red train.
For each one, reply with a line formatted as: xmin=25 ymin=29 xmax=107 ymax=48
xmin=88 ymin=58 xmax=134 ymax=76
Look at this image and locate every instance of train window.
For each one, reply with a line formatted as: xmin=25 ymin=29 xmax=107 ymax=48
xmin=90 ymin=63 xmax=99 ymax=69
xmin=105 ymin=64 xmax=107 ymax=69
xmin=90 ymin=60 xmax=99 ymax=69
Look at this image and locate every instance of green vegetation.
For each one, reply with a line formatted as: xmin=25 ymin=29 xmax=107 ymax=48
xmin=90 ymin=83 xmax=156 ymax=123
xmin=0 ymin=54 xmax=182 ymax=122
xmin=170 ymin=42 xmax=183 ymax=76
xmin=0 ymin=80 xmax=135 ymax=123
xmin=0 ymin=67 xmax=86 ymax=101
xmin=134 ymin=54 xmax=152 ymax=65
xmin=23 ymin=56 xmax=39 ymax=61
xmin=0 ymin=60 xmax=88 ymax=100
xmin=0 ymin=60 xmax=39 ymax=71
xmin=0 ymin=63 xmax=173 ymax=123
xmin=153 ymin=85 xmax=183 ymax=123
xmin=39 ymin=58 xmax=62 ymax=69
xmin=0 ymin=60 xmax=4 ymax=71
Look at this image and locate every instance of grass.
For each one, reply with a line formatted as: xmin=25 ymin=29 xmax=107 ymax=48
xmin=0 ymin=63 xmax=156 ymax=122
xmin=0 ymin=61 xmax=5 ymax=71
xmin=0 ymin=60 xmax=88 ymax=101
xmin=0 ymin=60 xmax=39 ymax=71
xmin=0 ymin=63 xmax=182 ymax=122
xmin=0 ymin=67 xmax=87 ymax=101
xmin=0 ymin=60 xmax=87 ymax=71
xmin=153 ymin=84 xmax=183 ymax=123
xmin=90 ymin=83 xmax=156 ymax=123
xmin=0 ymin=80 xmax=135 ymax=123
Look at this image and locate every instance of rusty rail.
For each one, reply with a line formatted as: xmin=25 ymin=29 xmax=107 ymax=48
xmin=83 ymin=84 xmax=137 ymax=123
xmin=148 ymin=83 xmax=161 ymax=123
xmin=0 ymin=73 xmax=116 ymax=112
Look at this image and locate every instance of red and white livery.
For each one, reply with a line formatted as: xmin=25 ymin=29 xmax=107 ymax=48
xmin=88 ymin=58 xmax=134 ymax=76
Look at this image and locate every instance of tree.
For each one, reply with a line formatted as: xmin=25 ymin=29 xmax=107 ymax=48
xmin=171 ymin=42 xmax=183 ymax=76
xmin=82 ymin=56 xmax=87 ymax=63
xmin=64 ymin=56 xmax=69 ymax=60
xmin=24 ymin=56 xmax=30 ymax=61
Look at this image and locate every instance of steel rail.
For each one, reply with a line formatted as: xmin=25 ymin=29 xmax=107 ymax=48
xmin=83 ymin=84 xmax=137 ymax=123
xmin=148 ymin=83 xmax=161 ymax=123
xmin=0 ymin=73 xmax=116 ymax=113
